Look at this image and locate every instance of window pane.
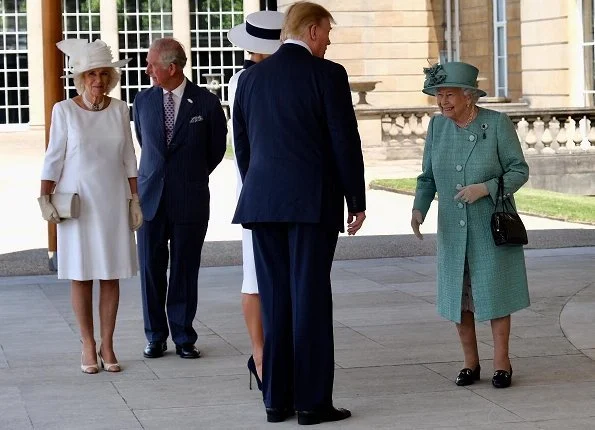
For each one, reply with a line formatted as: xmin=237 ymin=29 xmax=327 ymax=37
xmin=496 ymin=0 xmax=506 ymax=22
xmin=497 ymin=27 xmax=505 ymax=56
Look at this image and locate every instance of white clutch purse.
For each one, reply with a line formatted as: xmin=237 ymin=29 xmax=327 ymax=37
xmin=50 ymin=193 xmax=81 ymax=219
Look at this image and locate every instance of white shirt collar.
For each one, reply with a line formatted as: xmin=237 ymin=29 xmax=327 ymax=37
xmin=163 ymin=78 xmax=187 ymax=98
xmin=284 ymin=39 xmax=312 ymax=55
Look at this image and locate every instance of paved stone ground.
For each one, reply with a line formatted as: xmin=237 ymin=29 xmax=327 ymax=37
xmin=0 ymin=247 xmax=594 ymax=429
xmin=2 ymin=131 xmax=595 ymax=429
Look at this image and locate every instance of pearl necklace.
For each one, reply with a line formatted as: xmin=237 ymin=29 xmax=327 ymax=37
xmin=459 ymin=106 xmax=477 ymax=128
xmin=82 ymin=92 xmax=105 ymax=111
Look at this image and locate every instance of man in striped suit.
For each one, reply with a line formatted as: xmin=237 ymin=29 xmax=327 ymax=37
xmin=133 ymin=37 xmax=227 ymax=360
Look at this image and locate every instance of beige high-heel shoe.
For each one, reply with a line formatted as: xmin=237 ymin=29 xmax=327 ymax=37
xmin=98 ymin=348 xmax=121 ymax=372
xmin=80 ymin=352 xmax=99 ymax=374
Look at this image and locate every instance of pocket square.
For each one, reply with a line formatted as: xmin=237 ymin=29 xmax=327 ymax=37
xmin=190 ymin=115 xmax=203 ymax=123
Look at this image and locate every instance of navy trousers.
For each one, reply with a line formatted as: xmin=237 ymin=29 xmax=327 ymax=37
xmin=251 ymin=222 xmax=338 ymax=411
xmin=137 ymin=201 xmax=208 ymax=346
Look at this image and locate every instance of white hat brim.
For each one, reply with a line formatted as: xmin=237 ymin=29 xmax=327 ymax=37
xmin=61 ymin=58 xmax=132 ymax=78
xmin=227 ymin=24 xmax=282 ymax=55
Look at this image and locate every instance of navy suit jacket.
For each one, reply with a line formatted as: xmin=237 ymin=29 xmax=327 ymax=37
xmin=133 ymin=79 xmax=227 ymax=223
xmin=232 ymin=44 xmax=366 ymax=232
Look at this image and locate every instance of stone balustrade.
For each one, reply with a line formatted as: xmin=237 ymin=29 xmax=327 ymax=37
xmin=355 ymin=105 xmax=595 ymax=159
xmin=355 ymin=105 xmax=595 ymax=194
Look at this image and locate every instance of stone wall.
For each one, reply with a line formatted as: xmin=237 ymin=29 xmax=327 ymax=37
xmin=520 ymin=0 xmax=577 ymax=107
xmin=526 ymin=154 xmax=595 ymax=196
xmin=277 ymin=0 xmax=443 ymax=106
xmin=458 ymin=0 xmax=521 ymax=101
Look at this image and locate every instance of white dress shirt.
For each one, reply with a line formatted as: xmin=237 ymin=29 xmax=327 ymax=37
xmin=283 ymin=39 xmax=313 ymax=55
xmin=163 ymin=78 xmax=187 ymax=123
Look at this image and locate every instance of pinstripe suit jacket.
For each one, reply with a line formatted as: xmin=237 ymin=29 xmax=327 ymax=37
xmin=414 ymin=107 xmax=530 ymax=322
xmin=232 ymin=44 xmax=366 ymax=231
xmin=133 ymin=79 xmax=227 ymax=223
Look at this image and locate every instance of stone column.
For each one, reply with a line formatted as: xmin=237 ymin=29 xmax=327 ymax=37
xmin=172 ymin=0 xmax=192 ymax=77
xmin=244 ymin=0 xmax=261 ymax=15
xmin=100 ymin=0 xmax=122 ymax=98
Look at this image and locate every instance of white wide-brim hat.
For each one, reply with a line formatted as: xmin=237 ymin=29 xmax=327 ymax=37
xmin=57 ymin=38 xmax=131 ymax=78
xmin=227 ymin=10 xmax=284 ymax=55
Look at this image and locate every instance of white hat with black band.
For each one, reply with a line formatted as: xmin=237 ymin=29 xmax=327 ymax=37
xmin=227 ymin=10 xmax=284 ymax=55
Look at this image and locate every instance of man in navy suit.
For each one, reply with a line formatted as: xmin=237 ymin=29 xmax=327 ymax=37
xmin=133 ymin=38 xmax=227 ymax=359
xmin=233 ymin=2 xmax=366 ymax=425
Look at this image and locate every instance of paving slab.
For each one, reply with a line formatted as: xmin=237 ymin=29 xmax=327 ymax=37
xmin=0 ymin=247 xmax=593 ymax=429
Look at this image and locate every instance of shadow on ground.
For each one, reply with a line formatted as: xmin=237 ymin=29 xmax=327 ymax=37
xmin=2 ymin=229 xmax=594 ymax=277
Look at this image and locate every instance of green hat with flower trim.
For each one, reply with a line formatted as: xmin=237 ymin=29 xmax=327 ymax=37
xmin=422 ymin=62 xmax=486 ymax=97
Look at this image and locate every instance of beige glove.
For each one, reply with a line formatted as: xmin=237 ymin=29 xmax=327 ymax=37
xmin=37 ymin=195 xmax=62 ymax=224
xmin=129 ymin=193 xmax=143 ymax=231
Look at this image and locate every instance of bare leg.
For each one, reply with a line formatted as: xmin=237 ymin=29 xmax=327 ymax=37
xmin=98 ymin=279 xmax=120 ymax=365
xmin=456 ymin=310 xmax=479 ymax=368
xmin=72 ymin=280 xmax=96 ymax=368
xmin=491 ymin=315 xmax=511 ymax=371
xmin=242 ymin=293 xmax=264 ymax=379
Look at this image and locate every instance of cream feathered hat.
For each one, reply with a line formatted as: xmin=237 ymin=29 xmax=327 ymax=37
xmin=56 ymin=38 xmax=131 ymax=78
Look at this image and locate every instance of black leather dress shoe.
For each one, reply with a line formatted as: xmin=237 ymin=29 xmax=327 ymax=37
xmin=265 ymin=407 xmax=295 ymax=423
xmin=143 ymin=341 xmax=167 ymax=358
xmin=492 ymin=367 xmax=512 ymax=388
xmin=297 ymin=406 xmax=351 ymax=426
xmin=175 ymin=344 xmax=201 ymax=359
xmin=455 ymin=364 xmax=481 ymax=386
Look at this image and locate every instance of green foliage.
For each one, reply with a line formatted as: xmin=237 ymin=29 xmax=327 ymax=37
xmin=369 ymin=178 xmax=595 ymax=225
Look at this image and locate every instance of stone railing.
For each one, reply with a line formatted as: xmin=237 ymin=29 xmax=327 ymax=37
xmin=506 ymin=108 xmax=595 ymax=155
xmin=355 ymin=105 xmax=595 ymax=194
xmin=355 ymin=105 xmax=595 ymax=160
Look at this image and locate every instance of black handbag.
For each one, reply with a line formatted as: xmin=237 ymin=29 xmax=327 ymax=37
xmin=490 ymin=176 xmax=528 ymax=246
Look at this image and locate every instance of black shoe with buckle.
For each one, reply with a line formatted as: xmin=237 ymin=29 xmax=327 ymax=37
xmin=175 ymin=343 xmax=201 ymax=359
xmin=492 ymin=367 xmax=513 ymax=388
xmin=265 ymin=407 xmax=295 ymax=423
xmin=455 ymin=364 xmax=481 ymax=386
xmin=143 ymin=341 xmax=167 ymax=358
xmin=297 ymin=406 xmax=351 ymax=426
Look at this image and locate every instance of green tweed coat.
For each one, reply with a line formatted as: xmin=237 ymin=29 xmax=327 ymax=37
xmin=413 ymin=107 xmax=530 ymax=323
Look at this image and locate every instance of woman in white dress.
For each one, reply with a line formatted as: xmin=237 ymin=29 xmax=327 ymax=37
xmin=38 ymin=39 xmax=143 ymax=374
xmin=227 ymin=11 xmax=284 ymax=390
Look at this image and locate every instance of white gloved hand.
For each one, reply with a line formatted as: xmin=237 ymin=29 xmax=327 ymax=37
xmin=37 ymin=195 xmax=62 ymax=224
xmin=411 ymin=209 xmax=423 ymax=240
xmin=129 ymin=193 xmax=143 ymax=231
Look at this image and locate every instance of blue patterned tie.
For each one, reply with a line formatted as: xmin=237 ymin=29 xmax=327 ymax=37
xmin=164 ymin=91 xmax=175 ymax=145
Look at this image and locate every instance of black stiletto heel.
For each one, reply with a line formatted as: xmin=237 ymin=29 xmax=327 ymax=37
xmin=247 ymin=355 xmax=262 ymax=391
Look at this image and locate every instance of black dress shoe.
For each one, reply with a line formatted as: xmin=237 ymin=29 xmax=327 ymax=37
xmin=175 ymin=343 xmax=201 ymax=359
xmin=492 ymin=367 xmax=513 ymax=388
xmin=297 ymin=406 xmax=351 ymax=426
xmin=455 ymin=364 xmax=481 ymax=386
xmin=143 ymin=341 xmax=167 ymax=358
xmin=265 ymin=407 xmax=295 ymax=423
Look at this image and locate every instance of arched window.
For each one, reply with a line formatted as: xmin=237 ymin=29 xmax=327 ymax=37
xmin=0 ymin=0 xmax=28 ymax=126
xmin=62 ymin=0 xmax=101 ymax=99
xmin=189 ymin=0 xmax=244 ymax=106
xmin=117 ymin=0 xmax=174 ymax=107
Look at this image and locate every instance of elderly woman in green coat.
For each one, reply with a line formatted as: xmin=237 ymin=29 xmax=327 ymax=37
xmin=411 ymin=62 xmax=530 ymax=389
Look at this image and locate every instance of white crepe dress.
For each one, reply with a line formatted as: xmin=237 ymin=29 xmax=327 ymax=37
xmin=41 ymin=98 xmax=139 ymax=281
xmin=229 ymin=68 xmax=259 ymax=294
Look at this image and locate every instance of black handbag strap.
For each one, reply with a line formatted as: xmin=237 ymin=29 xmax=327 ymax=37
xmin=493 ymin=128 xmax=517 ymax=215
xmin=493 ymin=176 xmax=517 ymax=214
